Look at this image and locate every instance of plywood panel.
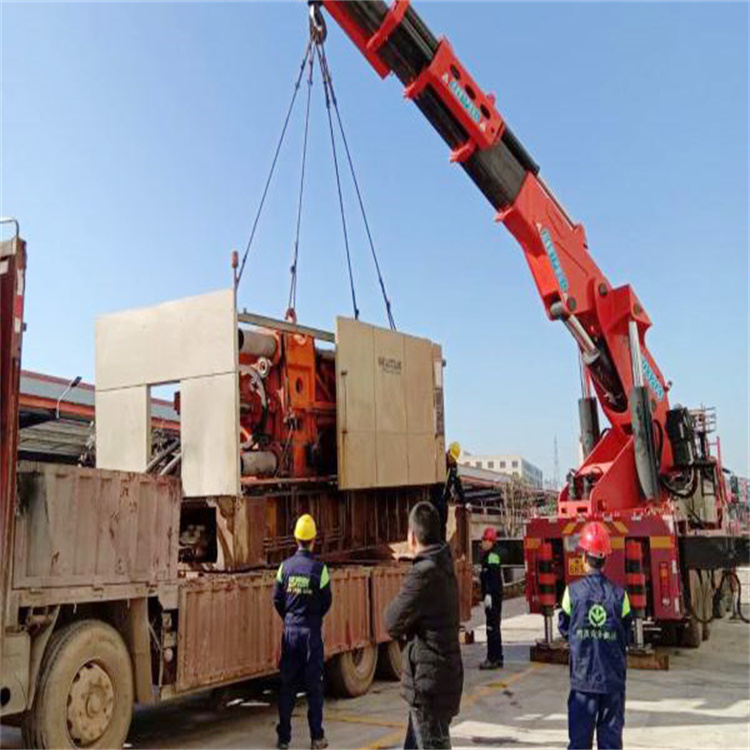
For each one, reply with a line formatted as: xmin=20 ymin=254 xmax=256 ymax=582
xmin=337 ymin=317 xmax=444 ymax=490
xmin=373 ymin=328 xmax=406 ymax=434
xmin=96 ymin=289 xmax=236 ymax=391
xmin=339 ymin=432 xmax=376 ymax=490
xmin=377 ymin=432 xmax=408 ymax=487
xmin=95 ymin=386 xmax=150 ymax=472
xmin=181 ymin=373 xmax=240 ymax=497
xmin=407 ymin=433 xmax=437 ymax=485
xmin=336 ymin=317 xmax=376 ymax=432
xmin=404 ymin=335 xmax=434 ymax=435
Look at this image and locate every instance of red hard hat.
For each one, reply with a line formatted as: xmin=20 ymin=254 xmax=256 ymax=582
xmin=579 ymin=521 xmax=612 ymax=557
xmin=482 ymin=527 xmax=497 ymax=543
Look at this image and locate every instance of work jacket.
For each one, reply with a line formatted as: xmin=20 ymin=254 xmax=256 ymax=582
xmin=273 ymin=549 xmax=332 ymax=630
xmin=480 ymin=544 xmax=503 ymax=600
xmin=558 ymin=570 xmax=632 ymax=694
xmin=385 ymin=542 xmax=464 ymax=719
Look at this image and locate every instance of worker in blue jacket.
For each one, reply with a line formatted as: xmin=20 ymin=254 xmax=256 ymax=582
xmin=273 ymin=514 xmax=332 ymax=750
xmin=558 ymin=521 xmax=632 ymax=750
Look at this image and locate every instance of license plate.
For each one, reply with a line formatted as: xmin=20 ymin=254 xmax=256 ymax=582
xmin=568 ymin=556 xmax=585 ymax=577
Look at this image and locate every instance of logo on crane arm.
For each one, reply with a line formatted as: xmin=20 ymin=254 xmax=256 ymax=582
xmin=641 ymin=355 xmax=665 ymax=401
xmin=443 ymin=73 xmax=484 ymax=129
xmin=538 ymin=226 xmax=570 ymax=293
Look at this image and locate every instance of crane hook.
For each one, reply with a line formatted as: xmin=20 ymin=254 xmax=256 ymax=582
xmin=308 ymin=1 xmax=327 ymax=43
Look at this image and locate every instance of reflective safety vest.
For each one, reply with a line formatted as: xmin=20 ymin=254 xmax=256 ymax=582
xmin=480 ymin=545 xmax=503 ymax=599
xmin=273 ymin=549 xmax=332 ymax=629
xmin=558 ymin=570 xmax=632 ymax=694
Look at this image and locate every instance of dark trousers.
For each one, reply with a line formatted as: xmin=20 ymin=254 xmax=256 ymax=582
xmin=567 ymin=689 xmax=625 ymax=749
xmin=277 ymin=626 xmax=325 ymax=744
xmin=486 ymin=596 xmax=503 ymax=663
xmin=404 ymin=708 xmax=452 ymax=749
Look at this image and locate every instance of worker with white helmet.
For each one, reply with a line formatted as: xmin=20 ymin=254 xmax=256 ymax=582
xmin=273 ymin=513 xmax=332 ymax=750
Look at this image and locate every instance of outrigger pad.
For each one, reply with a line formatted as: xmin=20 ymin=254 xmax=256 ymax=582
xmin=529 ymin=641 xmax=670 ymax=671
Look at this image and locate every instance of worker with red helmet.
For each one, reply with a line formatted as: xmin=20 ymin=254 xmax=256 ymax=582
xmin=559 ymin=521 xmax=632 ymax=749
xmin=479 ymin=526 xmax=504 ymax=669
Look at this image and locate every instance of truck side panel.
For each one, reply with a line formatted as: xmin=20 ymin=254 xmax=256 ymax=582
xmin=13 ymin=462 xmax=180 ymax=590
xmin=175 ymin=567 xmax=372 ymax=693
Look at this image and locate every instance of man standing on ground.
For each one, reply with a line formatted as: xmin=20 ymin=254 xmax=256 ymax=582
xmin=558 ymin=521 xmax=632 ymax=750
xmin=479 ymin=526 xmax=504 ymax=669
xmin=386 ymin=501 xmax=464 ymax=749
xmin=273 ymin=513 xmax=332 ymax=750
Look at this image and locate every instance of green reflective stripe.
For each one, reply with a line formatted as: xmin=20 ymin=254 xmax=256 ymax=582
xmin=561 ymin=587 xmax=572 ymax=615
xmin=276 ymin=563 xmax=284 ymax=583
xmin=622 ymin=592 xmax=631 ymax=618
xmin=488 ymin=552 xmax=501 ymax=565
xmin=320 ymin=564 xmax=330 ymax=588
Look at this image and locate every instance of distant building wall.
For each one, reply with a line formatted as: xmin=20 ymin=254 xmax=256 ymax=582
xmin=459 ymin=452 xmax=544 ymax=489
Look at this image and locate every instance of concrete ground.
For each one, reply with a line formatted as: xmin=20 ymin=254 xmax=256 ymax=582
xmin=2 ymin=595 xmax=748 ymax=750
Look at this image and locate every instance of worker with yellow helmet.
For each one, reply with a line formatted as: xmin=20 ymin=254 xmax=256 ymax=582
xmin=273 ymin=514 xmax=332 ymax=750
xmin=435 ymin=441 xmax=466 ymax=540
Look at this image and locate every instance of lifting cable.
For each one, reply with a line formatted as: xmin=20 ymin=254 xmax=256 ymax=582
xmin=316 ymin=42 xmax=396 ymax=330
xmin=317 ymin=41 xmax=359 ymax=321
xmin=236 ymin=40 xmax=312 ymax=289
xmin=237 ymin=4 xmax=397 ymax=331
xmin=288 ymin=51 xmax=316 ymax=314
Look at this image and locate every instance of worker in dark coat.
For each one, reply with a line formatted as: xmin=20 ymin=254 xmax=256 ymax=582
xmin=479 ymin=526 xmax=504 ymax=669
xmin=558 ymin=521 xmax=632 ymax=750
xmin=273 ymin=513 xmax=332 ymax=750
xmin=386 ymin=501 xmax=464 ymax=749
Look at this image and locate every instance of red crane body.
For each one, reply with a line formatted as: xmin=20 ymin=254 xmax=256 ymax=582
xmin=321 ymin=0 xmax=734 ymax=629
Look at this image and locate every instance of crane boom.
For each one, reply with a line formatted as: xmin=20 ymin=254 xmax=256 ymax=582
xmin=321 ymin=0 xmax=675 ymax=514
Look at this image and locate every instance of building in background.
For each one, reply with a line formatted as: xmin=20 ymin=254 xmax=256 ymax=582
xmin=459 ymin=452 xmax=544 ymax=489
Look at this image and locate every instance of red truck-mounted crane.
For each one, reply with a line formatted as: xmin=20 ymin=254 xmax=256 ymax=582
xmin=318 ymin=0 xmax=748 ymax=650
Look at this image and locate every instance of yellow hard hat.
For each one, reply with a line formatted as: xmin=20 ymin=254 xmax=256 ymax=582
xmin=448 ymin=441 xmax=461 ymax=461
xmin=294 ymin=513 xmax=317 ymax=541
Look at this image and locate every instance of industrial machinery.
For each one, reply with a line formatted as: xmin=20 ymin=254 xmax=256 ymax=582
xmin=315 ymin=0 xmax=749 ymax=650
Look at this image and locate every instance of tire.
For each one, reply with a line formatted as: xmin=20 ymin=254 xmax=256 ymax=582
xmin=679 ymin=617 xmax=702 ymax=649
xmin=376 ymin=641 xmax=402 ymax=681
xmin=325 ymin=644 xmax=377 ymax=698
xmin=22 ymin=619 xmax=134 ymax=749
xmin=713 ymin=574 xmax=733 ymax=619
xmin=658 ymin=623 xmax=680 ymax=647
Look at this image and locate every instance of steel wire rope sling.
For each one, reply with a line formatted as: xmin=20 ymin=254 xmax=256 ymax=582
xmin=235 ymin=3 xmax=396 ymax=330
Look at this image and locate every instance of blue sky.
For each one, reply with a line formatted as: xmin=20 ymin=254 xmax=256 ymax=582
xmin=2 ymin=1 xmax=748 ymax=481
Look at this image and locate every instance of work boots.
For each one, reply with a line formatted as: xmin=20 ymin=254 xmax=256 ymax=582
xmin=311 ymin=738 xmax=329 ymax=750
xmin=479 ymin=659 xmax=503 ymax=670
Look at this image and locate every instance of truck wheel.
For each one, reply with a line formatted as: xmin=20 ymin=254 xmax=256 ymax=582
xmin=22 ymin=620 xmax=134 ymax=749
xmin=658 ymin=623 xmax=679 ymax=647
xmin=376 ymin=641 xmax=402 ymax=681
xmin=679 ymin=617 xmax=702 ymax=649
xmin=326 ymin=645 xmax=377 ymax=697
